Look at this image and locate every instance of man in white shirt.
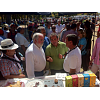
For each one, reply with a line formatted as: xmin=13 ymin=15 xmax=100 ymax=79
xmin=15 ymin=26 xmax=30 ymax=57
xmin=56 ymin=20 xmax=65 ymax=39
xmin=25 ymin=33 xmax=46 ymax=78
xmin=63 ymin=34 xmax=81 ymax=75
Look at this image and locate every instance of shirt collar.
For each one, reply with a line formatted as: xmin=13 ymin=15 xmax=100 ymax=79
xmin=3 ymin=54 xmax=16 ymax=60
xmin=51 ymin=41 xmax=60 ymax=47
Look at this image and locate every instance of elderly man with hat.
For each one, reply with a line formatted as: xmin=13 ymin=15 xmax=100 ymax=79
xmin=0 ymin=39 xmax=25 ymax=80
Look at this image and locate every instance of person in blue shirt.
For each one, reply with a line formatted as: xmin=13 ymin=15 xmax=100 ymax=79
xmin=29 ymin=26 xmax=50 ymax=52
xmin=0 ymin=29 xmax=6 ymax=40
xmin=78 ymin=28 xmax=88 ymax=71
xmin=45 ymin=21 xmax=51 ymax=36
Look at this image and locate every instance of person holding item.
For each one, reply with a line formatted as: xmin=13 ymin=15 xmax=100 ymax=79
xmin=0 ymin=39 xmax=25 ymax=80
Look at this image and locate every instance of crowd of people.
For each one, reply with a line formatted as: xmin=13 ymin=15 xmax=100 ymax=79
xmin=0 ymin=16 xmax=100 ymax=80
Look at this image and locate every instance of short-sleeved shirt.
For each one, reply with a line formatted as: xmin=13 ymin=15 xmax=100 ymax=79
xmin=78 ymin=37 xmax=87 ymax=55
xmin=0 ymin=56 xmax=21 ymax=77
xmin=45 ymin=26 xmax=51 ymax=36
xmin=56 ymin=24 xmax=64 ymax=33
xmin=63 ymin=47 xmax=81 ymax=73
xmin=45 ymin=41 xmax=68 ymax=70
xmin=15 ymin=33 xmax=30 ymax=47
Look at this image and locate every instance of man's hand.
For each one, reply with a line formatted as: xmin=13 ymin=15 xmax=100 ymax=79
xmin=19 ymin=74 xmax=26 ymax=78
xmin=21 ymin=57 xmax=25 ymax=61
xmin=46 ymin=56 xmax=53 ymax=62
xmin=59 ymin=54 xmax=63 ymax=59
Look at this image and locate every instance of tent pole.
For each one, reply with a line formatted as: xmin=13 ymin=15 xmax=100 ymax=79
xmin=92 ymin=12 xmax=96 ymax=56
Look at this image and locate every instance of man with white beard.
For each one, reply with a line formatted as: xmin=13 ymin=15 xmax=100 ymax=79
xmin=25 ymin=33 xmax=46 ymax=78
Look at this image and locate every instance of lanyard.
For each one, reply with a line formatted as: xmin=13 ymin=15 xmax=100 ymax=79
xmin=64 ymin=46 xmax=77 ymax=57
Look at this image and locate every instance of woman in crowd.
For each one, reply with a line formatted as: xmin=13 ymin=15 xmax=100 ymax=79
xmin=78 ymin=28 xmax=88 ymax=71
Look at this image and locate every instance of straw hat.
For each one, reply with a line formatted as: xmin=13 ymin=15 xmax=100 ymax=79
xmin=0 ymin=39 xmax=18 ymax=50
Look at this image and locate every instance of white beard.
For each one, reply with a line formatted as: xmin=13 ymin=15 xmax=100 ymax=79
xmin=36 ymin=43 xmax=43 ymax=48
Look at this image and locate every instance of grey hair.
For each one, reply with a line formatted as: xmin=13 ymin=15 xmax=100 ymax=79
xmin=36 ymin=26 xmax=45 ymax=33
xmin=50 ymin=33 xmax=58 ymax=40
xmin=32 ymin=33 xmax=43 ymax=42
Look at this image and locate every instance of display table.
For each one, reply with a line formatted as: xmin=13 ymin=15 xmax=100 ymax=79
xmin=0 ymin=75 xmax=100 ymax=87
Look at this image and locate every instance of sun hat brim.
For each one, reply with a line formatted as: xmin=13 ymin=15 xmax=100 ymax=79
xmin=0 ymin=43 xmax=19 ymax=50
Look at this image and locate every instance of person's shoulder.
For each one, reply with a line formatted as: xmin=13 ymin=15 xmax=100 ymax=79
xmin=81 ymin=37 xmax=86 ymax=41
xmin=15 ymin=33 xmax=20 ymax=36
xmin=0 ymin=58 xmax=11 ymax=64
xmin=59 ymin=41 xmax=66 ymax=45
xmin=26 ymin=43 xmax=33 ymax=53
xmin=46 ymin=43 xmax=51 ymax=48
xmin=0 ymin=36 xmax=3 ymax=40
xmin=76 ymin=47 xmax=81 ymax=54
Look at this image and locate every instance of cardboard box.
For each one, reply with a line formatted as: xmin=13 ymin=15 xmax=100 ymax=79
xmin=71 ymin=75 xmax=78 ymax=87
xmin=77 ymin=74 xmax=84 ymax=87
xmin=83 ymin=74 xmax=90 ymax=87
xmin=89 ymin=73 xmax=96 ymax=87
xmin=65 ymin=76 xmax=73 ymax=87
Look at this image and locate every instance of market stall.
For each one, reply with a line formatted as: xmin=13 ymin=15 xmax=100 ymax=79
xmin=0 ymin=70 xmax=100 ymax=87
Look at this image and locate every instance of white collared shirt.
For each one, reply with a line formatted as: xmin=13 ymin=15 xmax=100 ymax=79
xmin=56 ymin=24 xmax=65 ymax=33
xmin=15 ymin=33 xmax=29 ymax=47
xmin=25 ymin=43 xmax=46 ymax=78
xmin=63 ymin=47 xmax=81 ymax=73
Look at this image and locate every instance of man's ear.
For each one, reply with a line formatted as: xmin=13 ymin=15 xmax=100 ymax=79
xmin=69 ymin=41 xmax=73 ymax=45
xmin=58 ymin=37 xmax=59 ymax=41
xmin=34 ymin=39 xmax=37 ymax=44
